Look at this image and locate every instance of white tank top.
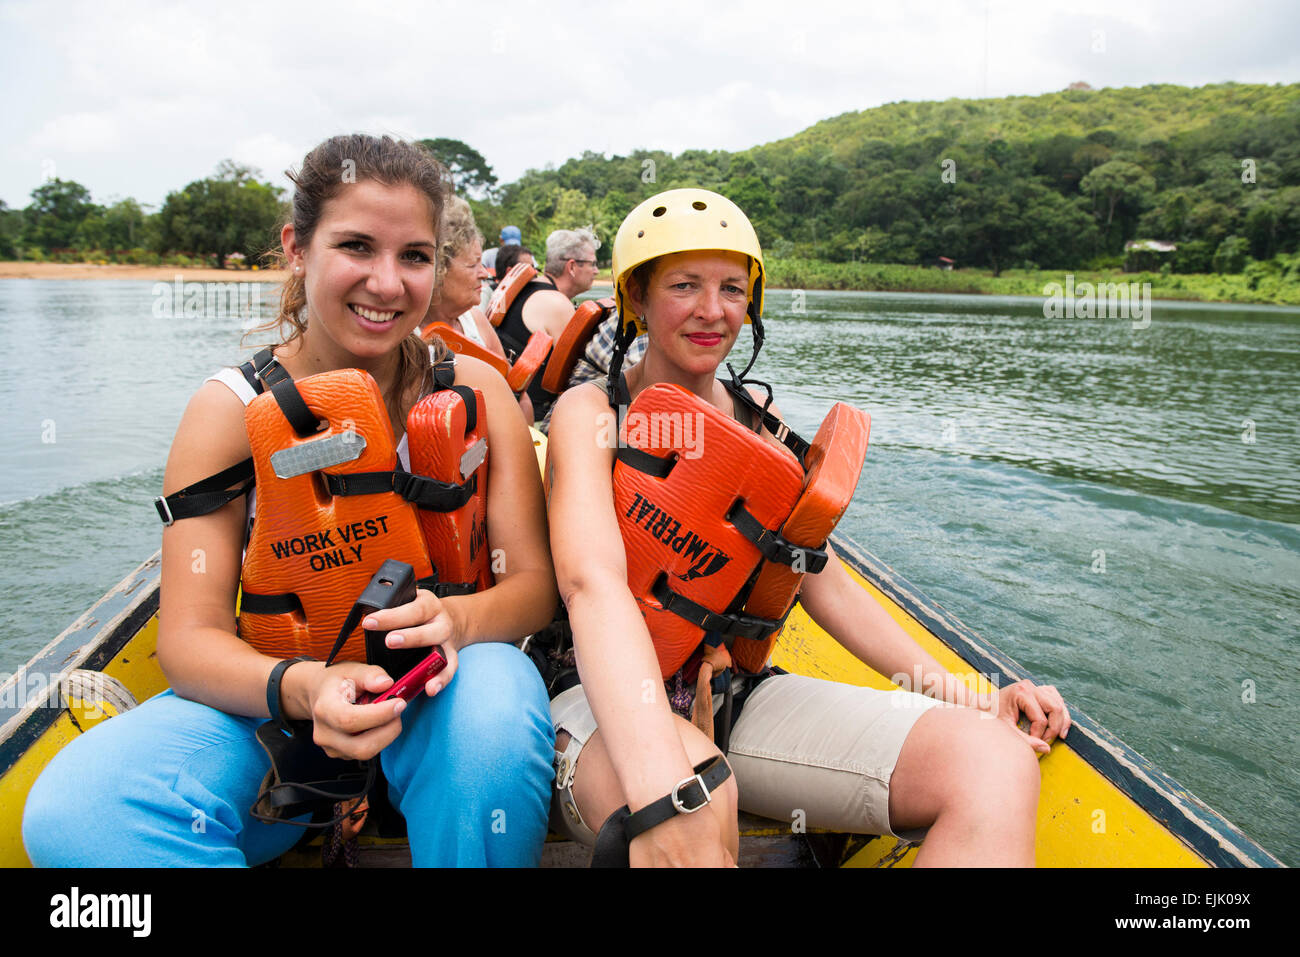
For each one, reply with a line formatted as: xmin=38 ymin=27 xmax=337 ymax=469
xmin=455 ymin=310 xmax=487 ymax=347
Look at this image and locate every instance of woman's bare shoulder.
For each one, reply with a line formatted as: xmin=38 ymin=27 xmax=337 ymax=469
xmin=162 ymin=378 xmax=253 ymax=494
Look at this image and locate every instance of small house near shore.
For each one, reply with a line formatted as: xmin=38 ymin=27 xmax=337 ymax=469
xmin=1124 ymin=239 xmax=1176 ymax=272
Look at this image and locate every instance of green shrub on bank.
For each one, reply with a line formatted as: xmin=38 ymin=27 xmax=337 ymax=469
xmin=764 ymin=258 xmax=1300 ymax=306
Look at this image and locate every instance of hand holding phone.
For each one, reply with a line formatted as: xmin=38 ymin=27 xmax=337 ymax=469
xmin=357 ymin=647 xmax=447 ymax=705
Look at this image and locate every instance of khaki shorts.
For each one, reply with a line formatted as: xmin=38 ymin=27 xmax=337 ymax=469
xmin=549 ymin=674 xmax=944 ymax=846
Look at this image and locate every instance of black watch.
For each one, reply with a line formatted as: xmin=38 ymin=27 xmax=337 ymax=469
xmin=265 ymin=656 xmax=313 ymax=725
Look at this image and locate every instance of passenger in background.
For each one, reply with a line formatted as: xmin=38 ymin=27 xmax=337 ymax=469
xmin=480 ymin=224 xmax=523 ymax=310
xmin=422 ymin=195 xmax=507 ymax=359
xmin=497 ymin=227 xmax=599 ymax=422
xmin=537 ymin=306 xmax=647 ymax=434
xmin=494 ymin=243 xmax=535 ymax=283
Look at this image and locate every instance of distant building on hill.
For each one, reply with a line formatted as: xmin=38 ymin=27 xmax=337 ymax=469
xmin=1067 ymin=81 xmax=1094 ymax=91
xmin=1124 ymin=239 xmax=1177 ymax=272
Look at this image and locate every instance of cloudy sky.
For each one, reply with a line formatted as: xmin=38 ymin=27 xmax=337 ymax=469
xmin=2 ymin=0 xmax=1297 ymax=209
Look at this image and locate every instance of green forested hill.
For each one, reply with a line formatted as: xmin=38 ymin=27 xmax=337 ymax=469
xmin=479 ymin=82 xmax=1300 ymax=284
xmin=5 ymin=82 xmax=1298 ymax=301
xmin=783 ymin=83 xmax=1299 ymax=153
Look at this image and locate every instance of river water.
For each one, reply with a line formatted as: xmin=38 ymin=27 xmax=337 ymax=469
xmin=1 ymin=279 xmax=1296 ymax=864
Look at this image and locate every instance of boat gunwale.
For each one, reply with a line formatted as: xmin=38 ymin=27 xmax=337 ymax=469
xmin=0 ymin=552 xmax=161 ymax=777
xmin=829 ymin=533 xmax=1283 ymax=868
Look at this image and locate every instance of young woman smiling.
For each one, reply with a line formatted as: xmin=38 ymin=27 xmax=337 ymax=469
xmin=22 ymin=135 xmax=557 ymax=867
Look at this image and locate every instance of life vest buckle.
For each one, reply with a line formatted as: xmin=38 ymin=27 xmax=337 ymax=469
xmin=392 ymin=470 xmax=477 ymax=511
xmin=154 ymin=495 xmax=175 ymax=526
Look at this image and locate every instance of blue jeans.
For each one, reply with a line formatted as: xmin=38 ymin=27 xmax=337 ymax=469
xmin=22 ymin=643 xmax=554 ymax=867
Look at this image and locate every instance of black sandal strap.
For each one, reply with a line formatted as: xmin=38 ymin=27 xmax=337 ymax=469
xmin=590 ymin=757 xmax=732 ymax=867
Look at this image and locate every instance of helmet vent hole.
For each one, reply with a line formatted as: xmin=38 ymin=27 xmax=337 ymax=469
xmin=692 ymin=201 xmax=707 ymax=210
xmin=652 ymin=206 xmax=667 ymax=217
xmin=720 ymin=220 xmax=728 ymax=227
xmin=637 ymin=230 xmax=645 ymax=238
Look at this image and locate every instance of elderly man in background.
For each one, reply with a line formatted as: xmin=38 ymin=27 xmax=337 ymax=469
xmin=496 ymin=226 xmax=600 ymax=421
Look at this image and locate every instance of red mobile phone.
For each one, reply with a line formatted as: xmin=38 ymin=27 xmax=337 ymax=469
xmin=357 ymin=648 xmax=447 ymax=705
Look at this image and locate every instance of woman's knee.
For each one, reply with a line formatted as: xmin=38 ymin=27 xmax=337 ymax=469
xmin=442 ymin=643 xmax=552 ymax=752
xmin=894 ymin=707 xmax=1040 ymax=821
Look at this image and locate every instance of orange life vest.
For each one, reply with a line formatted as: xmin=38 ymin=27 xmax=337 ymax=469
xmin=406 ymin=379 xmax=493 ymax=595
xmin=421 ymin=323 xmax=509 ymax=378
xmin=157 ymin=351 xmax=489 ymax=664
xmin=541 ymin=297 xmax=615 ymax=395
xmin=486 ymin=261 xmax=538 ymax=327
xmin=422 ymin=319 xmax=553 ymax=398
xmin=612 ymin=379 xmax=869 ymax=677
xmin=505 ymin=329 xmax=553 ymax=394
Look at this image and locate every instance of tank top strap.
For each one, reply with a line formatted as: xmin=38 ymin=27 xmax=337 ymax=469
xmin=205 ymin=366 xmax=259 ymax=406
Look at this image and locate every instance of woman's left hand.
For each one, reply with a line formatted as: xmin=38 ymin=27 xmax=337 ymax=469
xmin=993 ymin=679 xmax=1071 ymax=755
xmin=362 ymin=588 xmax=463 ymax=697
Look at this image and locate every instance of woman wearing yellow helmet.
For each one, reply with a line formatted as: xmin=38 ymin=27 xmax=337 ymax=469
xmin=546 ymin=188 xmax=1069 ymax=866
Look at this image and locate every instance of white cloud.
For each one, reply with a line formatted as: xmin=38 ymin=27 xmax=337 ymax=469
xmin=2 ymin=0 xmax=1297 ymax=208
xmin=30 ymin=111 xmax=124 ymax=154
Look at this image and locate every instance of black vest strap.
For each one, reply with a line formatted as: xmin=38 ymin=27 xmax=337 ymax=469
xmin=431 ymin=360 xmax=457 ymax=393
xmin=728 ymin=503 xmax=829 ymax=573
xmin=614 ymin=446 xmax=676 ymax=479
xmin=270 ymin=377 xmax=321 ymax=438
xmin=722 ymin=376 xmax=812 ymax=464
xmin=155 ymin=457 xmax=255 ymax=525
xmin=649 ymin=575 xmax=782 ymax=643
xmin=238 ymin=591 xmax=303 ymax=617
xmin=450 ymin=385 xmax=477 ymax=432
xmin=417 ymin=575 xmax=477 ymax=599
xmin=323 ymin=469 xmax=477 ymax=512
xmin=251 ymin=348 xmax=292 ymax=388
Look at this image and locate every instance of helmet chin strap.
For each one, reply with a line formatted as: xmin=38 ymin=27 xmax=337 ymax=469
xmin=605 ymin=316 xmax=640 ymax=411
xmin=728 ymin=275 xmax=766 ymax=385
xmin=730 ymin=313 xmax=764 ymax=385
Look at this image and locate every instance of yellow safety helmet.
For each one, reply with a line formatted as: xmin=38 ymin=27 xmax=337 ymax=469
xmin=612 ymin=188 xmax=766 ymax=335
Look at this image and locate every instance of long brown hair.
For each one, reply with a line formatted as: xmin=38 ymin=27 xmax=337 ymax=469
xmin=249 ymin=134 xmax=452 ymax=423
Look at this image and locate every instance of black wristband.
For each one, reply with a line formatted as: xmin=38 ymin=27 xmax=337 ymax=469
xmin=265 ymin=656 xmax=313 ymax=725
